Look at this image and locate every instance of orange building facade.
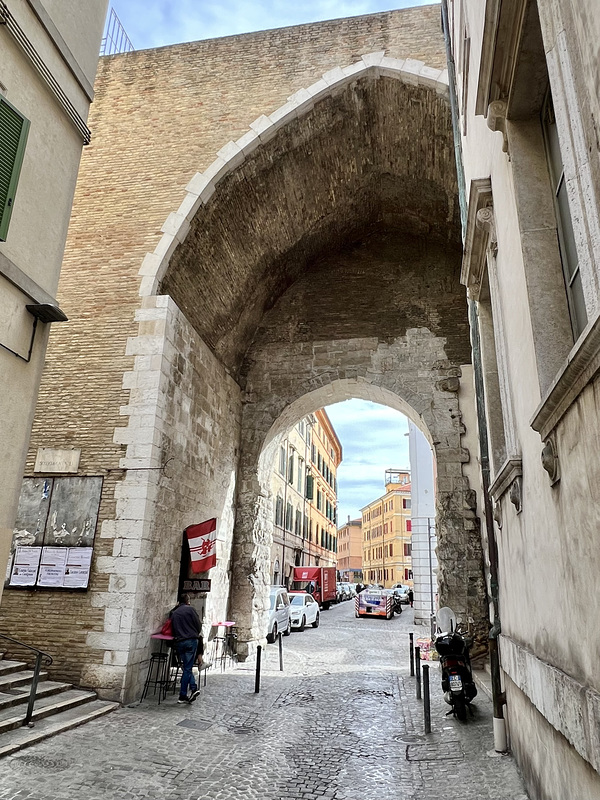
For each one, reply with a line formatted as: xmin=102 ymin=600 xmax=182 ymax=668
xmin=361 ymin=470 xmax=412 ymax=588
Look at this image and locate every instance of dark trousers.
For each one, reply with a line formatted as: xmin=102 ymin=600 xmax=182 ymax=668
xmin=176 ymin=638 xmax=198 ymax=698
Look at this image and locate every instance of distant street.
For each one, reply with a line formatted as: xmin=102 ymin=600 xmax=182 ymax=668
xmin=0 ymin=601 xmax=528 ymax=799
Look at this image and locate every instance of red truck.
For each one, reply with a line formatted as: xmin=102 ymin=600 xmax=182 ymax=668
xmin=292 ymin=566 xmax=337 ymax=610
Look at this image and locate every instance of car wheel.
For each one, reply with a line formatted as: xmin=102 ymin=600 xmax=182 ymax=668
xmin=283 ymin=619 xmax=291 ymax=636
xmin=312 ymin=612 xmax=320 ymax=628
xmin=298 ymin=616 xmax=306 ymax=632
xmin=267 ymin=622 xmax=277 ymax=644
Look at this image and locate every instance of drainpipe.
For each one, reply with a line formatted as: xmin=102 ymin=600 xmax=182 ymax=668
xmin=440 ymin=0 xmax=507 ymax=752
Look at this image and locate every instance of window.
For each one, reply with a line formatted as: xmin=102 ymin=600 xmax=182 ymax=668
xmin=542 ymin=92 xmax=587 ymax=339
xmin=285 ymin=502 xmax=293 ymax=532
xmin=279 ymin=446 xmax=286 ymax=475
xmin=275 ymin=495 xmax=284 ymax=527
xmin=295 ymin=509 xmax=302 ymax=536
xmin=389 ymin=543 xmax=393 ymax=557
xmin=404 ymin=543 xmax=412 ymax=557
xmin=305 ymin=474 xmax=314 ymax=500
xmin=311 ymin=444 xmax=316 ymax=463
xmin=316 ymin=490 xmax=322 ymax=511
xmin=297 ymin=458 xmax=304 ymax=493
xmin=403 ymin=498 xmax=411 ymax=509
xmin=288 ymin=453 xmax=294 ymax=485
xmin=406 ymin=520 xmax=412 ymax=532
xmin=0 ymin=97 xmax=30 ymax=241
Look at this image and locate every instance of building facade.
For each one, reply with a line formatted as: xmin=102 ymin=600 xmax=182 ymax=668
xmin=361 ymin=470 xmax=412 ymax=588
xmin=408 ymin=420 xmax=437 ymax=626
xmin=336 ymin=518 xmax=362 ymax=583
xmin=0 ymin=0 xmax=107 ymax=602
xmin=453 ymin=0 xmax=600 ymax=796
xmin=270 ymin=409 xmax=341 ymax=585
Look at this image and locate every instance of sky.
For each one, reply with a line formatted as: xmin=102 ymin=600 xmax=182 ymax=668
xmin=110 ymin=0 xmax=434 ymax=50
xmin=325 ymin=400 xmax=409 ymax=523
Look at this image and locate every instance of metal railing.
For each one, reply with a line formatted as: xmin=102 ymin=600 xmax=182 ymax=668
xmin=0 ymin=634 xmax=53 ymax=727
xmin=100 ymin=8 xmax=134 ymax=56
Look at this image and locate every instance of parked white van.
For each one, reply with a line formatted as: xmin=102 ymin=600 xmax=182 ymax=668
xmin=267 ymin=586 xmax=291 ymax=642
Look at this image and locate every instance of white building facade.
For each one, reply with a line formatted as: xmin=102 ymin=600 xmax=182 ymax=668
xmin=452 ymin=0 xmax=600 ymax=796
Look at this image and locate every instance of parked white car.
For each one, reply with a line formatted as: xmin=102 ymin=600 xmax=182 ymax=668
xmin=267 ymin=586 xmax=291 ymax=642
xmin=288 ymin=591 xmax=320 ymax=631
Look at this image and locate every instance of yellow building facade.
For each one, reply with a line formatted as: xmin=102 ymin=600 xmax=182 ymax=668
xmin=361 ymin=470 xmax=412 ymax=588
xmin=270 ymin=409 xmax=341 ymax=586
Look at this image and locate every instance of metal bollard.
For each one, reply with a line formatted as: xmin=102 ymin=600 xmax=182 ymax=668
xmin=415 ymin=646 xmax=421 ymax=700
xmin=254 ymin=645 xmax=262 ymax=693
xmin=278 ymin=632 xmax=284 ymax=672
xmin=409 ymin=632 xmax=414 ymax=677
xmin=423 ymin=664 xmax=431 ymax=733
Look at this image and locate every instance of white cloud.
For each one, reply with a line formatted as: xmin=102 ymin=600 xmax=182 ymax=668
xmin=112 ymin=0 xmax=435 ymax=49
xmin=325 ymin=399 xmax=409 ymax=523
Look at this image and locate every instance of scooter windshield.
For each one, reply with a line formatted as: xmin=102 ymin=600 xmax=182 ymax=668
xmin=436 ymin=606 xmax=457 ymax=635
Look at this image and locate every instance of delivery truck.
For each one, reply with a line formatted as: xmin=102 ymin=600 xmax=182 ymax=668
xmin=292 ymin=566 xmax=337 ymax=610
xmin=355 ymin=587 xmax=395 ymax=619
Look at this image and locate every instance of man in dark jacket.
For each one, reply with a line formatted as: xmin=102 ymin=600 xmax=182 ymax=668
xmin=170 ymin=593 xmax=203 ymax=704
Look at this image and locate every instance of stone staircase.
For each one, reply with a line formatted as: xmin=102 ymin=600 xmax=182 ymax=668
xmin=0 ymin=653 xmax=119 ymax=756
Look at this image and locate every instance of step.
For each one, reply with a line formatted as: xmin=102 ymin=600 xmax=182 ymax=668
xmin=0 ymin=660 xmax=28 ymax=677
xmin=0 ymin=670 xmax=48 ymax=693
xmin=0 ymin=680 xmax=72 ymax=712
xmin=0 ymin=699 xmax=120 ymax=757
xmin=0 ymin=688 xmax=97 ymax=734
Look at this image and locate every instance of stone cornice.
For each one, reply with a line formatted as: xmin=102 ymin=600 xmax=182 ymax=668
xmin=475 ymin=0 xmax=527 ymax=117
xmin=489 ymin=456 xmax=522 ymax=503
xmin=460 ymin=178 xmax=493 ymax=300
xmin=531 ymin=312 xmax=600 ymax=439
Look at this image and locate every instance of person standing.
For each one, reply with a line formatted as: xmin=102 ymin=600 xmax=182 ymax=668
xmin=408 ymin=588 xmax=414 ymax=608
xmin=170 ymin=593 xmax=203 ymax=704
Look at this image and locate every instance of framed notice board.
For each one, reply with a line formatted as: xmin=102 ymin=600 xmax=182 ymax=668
xmin=5 ymin=476 xmax=102 ymax=591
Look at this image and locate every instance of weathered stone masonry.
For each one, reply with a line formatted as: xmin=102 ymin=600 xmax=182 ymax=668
xmin=0 ymin=7 xmax=487 ymax=701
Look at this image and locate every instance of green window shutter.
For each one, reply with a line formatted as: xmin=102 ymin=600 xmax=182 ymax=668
xmin=0 ymin=97 xmax=30 ymax=241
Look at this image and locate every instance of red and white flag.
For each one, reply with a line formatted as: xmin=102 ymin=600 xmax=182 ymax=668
xmin=185 ymin=518 xmax=217 ymax=573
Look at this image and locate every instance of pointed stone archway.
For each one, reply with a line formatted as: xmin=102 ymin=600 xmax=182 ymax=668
xmin=108 ymin=53 xmax=486 ymax=694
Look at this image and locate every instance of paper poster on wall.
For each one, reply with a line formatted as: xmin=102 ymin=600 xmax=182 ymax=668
xmin=9 ymin=546 xmax=42 ymax=586
xmin=63 ymin=547 xmax=93 ymax=589
xmin=37 ymin=547 xmax=68 ymax=587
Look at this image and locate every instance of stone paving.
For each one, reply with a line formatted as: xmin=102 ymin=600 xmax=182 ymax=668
xmin=0 ymin=602 xmax=529 ymax=799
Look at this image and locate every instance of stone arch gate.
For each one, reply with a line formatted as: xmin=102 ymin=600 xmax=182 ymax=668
xmin=109 ymin=54 xmax=487 ymax=691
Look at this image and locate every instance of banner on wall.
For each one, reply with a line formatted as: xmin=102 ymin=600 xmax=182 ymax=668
xmin=185 ymin=518 xmax=217 ymax=573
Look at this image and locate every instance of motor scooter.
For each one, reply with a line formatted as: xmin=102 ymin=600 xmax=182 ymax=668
xmin=433 ymin=607 xmax=477 ymax=720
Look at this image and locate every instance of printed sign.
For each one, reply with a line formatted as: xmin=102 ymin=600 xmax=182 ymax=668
xmin=9 ymin=546 xmax=42 ymax=586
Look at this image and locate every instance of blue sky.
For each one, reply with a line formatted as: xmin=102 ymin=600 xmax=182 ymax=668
xmin=325 ymin=400 xmax=409 ymax=523
xmin=111 ymin=0 xmax=434 ymax=49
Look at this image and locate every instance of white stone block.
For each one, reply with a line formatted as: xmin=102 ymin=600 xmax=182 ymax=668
xmin=322 ymin=66 xmax=346 ymax=86
xmin=216 ymin=140 xmax=245 ymax=169
xmin=160 ymin=211 xmax=185 ymax=236
xmin=138 ymin=275 xmax=158 ymax=297
xmin=236 ymin=129 xmax=261 ymax=156
xmin=379 ymin=56 xmax=406 ymax=75
xmin=202 ymin=156 xmax=230 ymax=184
xmin=87 ymin=631 xmax=132 ymax=650
xmin=125 ymin=335 xmax=164 ymax=356
xmin=306 ymin=78 xmax=330 ymax=101
xmin=176 ymin=191 xmax=200 ymax=221
xmin=342 ymin=62 xmax=368 ymax=80
xmin=100 ymin=520 xmax=117 ymax=539
xmin=402 ymin=59 xmax=423 ymax=85
xmin=199 ymin=181 xmax=215 ymax=203
xmin=138 ymin=252 xmax=162 ymax=277
xmin=186 ymin=171 xmax=211 ymax=196
xmin=419 ymin=65 xmax=443 ymax=87
xmin=153 ymin=232 xmax=178 ymax=262
xmin=249 ymin=114 xmax=272 ymax=136
xmin=268 ymin=101 xmax=297 ymax=129
xmin=287 ymin=87 xmax=314 ymax=115
xmin=104 ymin=607 xmax=122 ymax=633
xmin=103 ymin=649 xmax=129 ymax=667
xmin=361 ymin=51 xmax=386 ymax=67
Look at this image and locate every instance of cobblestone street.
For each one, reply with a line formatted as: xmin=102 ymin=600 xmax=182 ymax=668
xmin=0 ymin=602 xmax=529 ymax=799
